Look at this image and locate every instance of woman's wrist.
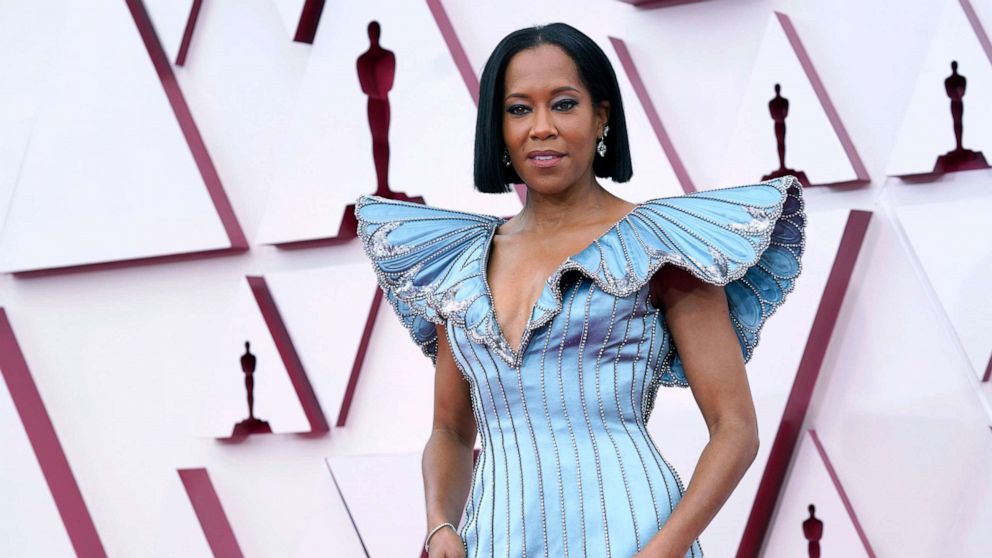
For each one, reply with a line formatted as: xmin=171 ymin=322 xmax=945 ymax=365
xmin=424 ymin=521 xmax=459 ymax=553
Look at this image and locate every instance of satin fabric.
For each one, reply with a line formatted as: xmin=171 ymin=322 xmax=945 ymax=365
xmin=355 ymin=175 xmax=806 ymax=557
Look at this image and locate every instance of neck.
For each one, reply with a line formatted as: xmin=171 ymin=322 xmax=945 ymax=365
xmin=513 ymin=175 xmax=623 ymax=234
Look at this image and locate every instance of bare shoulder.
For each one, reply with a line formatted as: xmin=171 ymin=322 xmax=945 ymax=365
xmin=649 ymin=264 xmax=721 ymax=307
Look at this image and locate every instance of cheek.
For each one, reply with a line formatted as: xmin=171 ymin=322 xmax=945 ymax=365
xmin=503 ymin=120 xmax=526 ymax=146
xmin=562 ymin=122 xmax=594 ymax=147
xmin=564 ymin=130 xmax=595 ymax=158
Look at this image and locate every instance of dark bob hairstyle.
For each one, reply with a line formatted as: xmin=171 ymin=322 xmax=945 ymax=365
xmin=473 ymin=22 xmax=633 ymax=193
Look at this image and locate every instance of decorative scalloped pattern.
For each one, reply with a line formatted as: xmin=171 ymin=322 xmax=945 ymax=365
xmin=489 ymin=176 xmax=806 ymax=376
xmin=354 ymin=174 xmax=806 ymax=404
xmin=642 ymin=176 xmax=806 ymax=415
xmin=353 ymin=194 xmax=505 ymax=364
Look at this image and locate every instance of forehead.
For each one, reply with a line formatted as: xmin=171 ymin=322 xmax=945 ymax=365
xmin=503 ymin=44 xmax=584 ymax=97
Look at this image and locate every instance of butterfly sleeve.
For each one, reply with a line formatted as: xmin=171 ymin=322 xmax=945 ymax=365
xmin=353 ymin=194 xmax=502 ymax=365
xmin=633 ymin=175 xmax=807 ymax=388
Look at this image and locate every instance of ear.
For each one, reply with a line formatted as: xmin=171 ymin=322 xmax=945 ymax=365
xmin=596 ymin=100 xmax=610 ymax=133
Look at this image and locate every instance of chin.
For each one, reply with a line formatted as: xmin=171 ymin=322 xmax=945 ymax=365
xmin=522 ymin=174 xmax=576 ymax=192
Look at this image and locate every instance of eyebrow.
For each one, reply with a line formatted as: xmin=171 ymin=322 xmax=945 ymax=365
xmin=504 ymin=85 xmax=580 ymax=101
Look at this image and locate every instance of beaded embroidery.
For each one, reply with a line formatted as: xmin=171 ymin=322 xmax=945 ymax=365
xmin=354 ymin=175 xmax=806 ymax=407
xmin=354 ymin=177 xmax=806 ymax=558
xmin=483 ymin=175 xmax=806 ymax=373
xmin=354 ymin=194 xmax=505 ymax=364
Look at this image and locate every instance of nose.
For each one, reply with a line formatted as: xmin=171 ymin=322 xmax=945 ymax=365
xmin=529 ymin=106 xmax=557 ymax=139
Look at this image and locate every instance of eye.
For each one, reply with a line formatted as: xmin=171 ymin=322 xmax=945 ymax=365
xmin=555 ymin=99 xmax=578 ymax=110
xmin=506 ymin=104 xmax=529 ymax=115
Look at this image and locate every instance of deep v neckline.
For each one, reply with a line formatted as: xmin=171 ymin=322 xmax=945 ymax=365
xmin=479 ymin=201 xmax=644 ymax=367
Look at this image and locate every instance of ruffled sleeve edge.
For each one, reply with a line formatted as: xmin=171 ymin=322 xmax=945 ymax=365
xmin=649 ymin=175 xmax=807 ymax=398
xmin=353 ymin=194 xmax=502 ymax=365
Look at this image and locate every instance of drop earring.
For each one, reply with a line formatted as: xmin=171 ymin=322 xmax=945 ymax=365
xmin=503 ymin=148 xmax=511 ymax=166
xmin=596 ymin=125 xmax=609 ymax=157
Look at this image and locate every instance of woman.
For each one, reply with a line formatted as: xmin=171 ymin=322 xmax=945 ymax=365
xmin=354 ymin=22 xmax=806 ymax=558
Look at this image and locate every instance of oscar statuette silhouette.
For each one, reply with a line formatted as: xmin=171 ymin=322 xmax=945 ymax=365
xmin=357 ymin=21 xmax=420 ymax=202
xmin=803 ymin=503 xmax=824 ymax=558
xmin=231 ymin=341 xmax=272 ymax=437
xmin=932 ymin=60 xmax=988 ymax=173
xmin=761 ymin=83 xmax=809 ymax=186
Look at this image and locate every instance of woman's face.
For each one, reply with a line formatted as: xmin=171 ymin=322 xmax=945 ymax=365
xmin=502 ymin=43 xmax=609 ymax=195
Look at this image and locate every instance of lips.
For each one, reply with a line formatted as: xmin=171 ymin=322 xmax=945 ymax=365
xmin=527 ymin=150 xmax=565 ymax=159
xmin=527 ymin=151 xmax=565 ymax=168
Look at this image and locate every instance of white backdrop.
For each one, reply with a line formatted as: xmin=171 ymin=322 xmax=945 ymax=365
xmin=2 ymin=0 xmax=991 ymax=556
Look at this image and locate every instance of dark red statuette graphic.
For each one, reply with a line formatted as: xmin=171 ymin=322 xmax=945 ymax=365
xmin=803 ymin=503 xmax=824 ymax=558
xmin=762 ymin=83 xmax=810 ymax=187
xmin=276 ymin=21 xmax=425 ymax=251
xmin=230 ymin=341 xmax=272 ymax=438
xmin=932 ymin=60 xmax=988 ymax=174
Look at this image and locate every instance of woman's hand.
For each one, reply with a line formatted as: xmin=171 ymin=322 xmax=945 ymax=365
xmin=427 ymin=527 xmax=466 ymax=557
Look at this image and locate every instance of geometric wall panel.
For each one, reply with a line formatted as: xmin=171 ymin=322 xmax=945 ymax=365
xmin=0 ymin=0 xmax=236 ymax=273
xmin=338 ymin=286 xmax=452 ymax=455
xmin=270 ymin=0 xmax=308 ymax=40
xmin=884 ymin=171 xmax=992 ymax=380
xmin=0 ymin=0 xmax=58 ymax=131
xmin=886 ymin=0 xmax=992 ymax=178
xmin=718 ymin=13 xmax=868 ymax=187
xmin=0 ymin=119 xmax=33 ymax=238
xmin=246 ymin=274 xmax=329 ymax=434
xmin=739 ymin=208 xmax=873 ymax=557
xmin=326 ymin=452 xmax=434 ymax=557
xmin=0 ymin=307 xmax=105 ymax=556
xmin=763 ymin=431 xmax=874 ymax=557
xmin=142 ymin=0 xmax=196 ymax=64
xmin=812 ymin=198 xmax=992 ymax=557
xmin=607 ymin=35 xmax=697 ymax=197
xmin=264 ymin=262 xmax=378 ymax=428
xmin=255 ymin=0 xmax=521 ymax=246
xmin=200 ymin=278 xmax=312 ymax=437
xmin=177 ymin=468 xmax=243 ymax=558
xmin=158 ymin=0 xmax=313 ymax=244
xmin=182 ymin=454 xmax=355 ymax=557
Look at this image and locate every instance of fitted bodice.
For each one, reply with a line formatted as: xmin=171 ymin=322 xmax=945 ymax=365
xmin=354 ymin=175 xmax=807 ymax=557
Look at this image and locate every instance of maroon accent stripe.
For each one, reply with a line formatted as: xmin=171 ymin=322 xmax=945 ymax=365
xmin=175 ymin=0 xmax=203 ymax=66
xmin=0 ymin=308 xmax=107 ymax=557
xmin=126 ymin=0 xmax=248 ymax=249
xmin=270 ymin=202 xmax=358 ymax=250
xmin=424 ymin=1 xmax=526 ymax=204
xmin=246 ymin=275 xmax=330 ymax=433
xmin=426 ymin=0 xmax=480 ymax=106
xmin=608 ymin=36 xmax=696 ymax=194
xmin=11 ymin=248 xmax=245 ymax=278
xmin=618 ymin=0 xmax=708 ymax=6
xmin=178 ymin=468 xmax=244 ymax=557
xmin=738 ymin=209 xmax=873 ymax=557
xmin=809 ymin=430 xmax=876 ymax=556
xmin=982 ymin=349 xmax=992 ymax=382
xmin=776 ymin=12 xmax=870 ymax=185
xmin=338 ymin=285 xmax=383 ymax=427
xmin=960 ymin=0 xmax=992 ymax=66
xmin=273 ymin=235 xmax=352 ymax=250
xmin=271 ymin=196 xmax=428 ymax=250
xmin=293 ymin=0 xmax=326 ymax=44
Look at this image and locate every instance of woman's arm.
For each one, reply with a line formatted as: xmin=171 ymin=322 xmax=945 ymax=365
xmin=422 ymin=323 xmax=478 ymax=556
xmin=637 ymin=265 xmax=761 ymax=558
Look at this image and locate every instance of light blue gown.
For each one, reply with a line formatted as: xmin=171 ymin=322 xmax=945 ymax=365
xmin=354 ymin=175 xmax=806 ymax=557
